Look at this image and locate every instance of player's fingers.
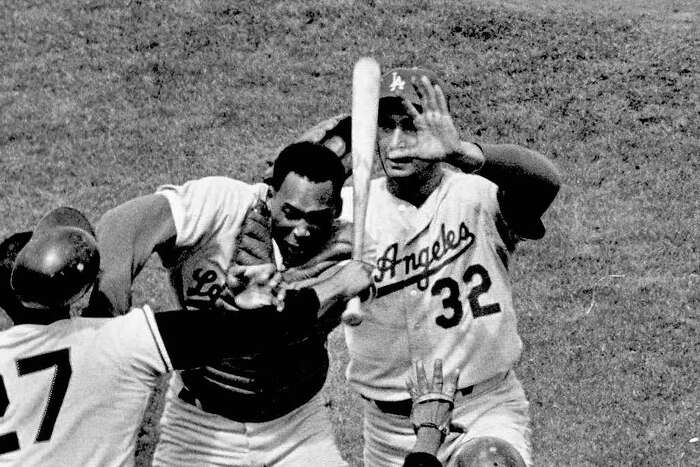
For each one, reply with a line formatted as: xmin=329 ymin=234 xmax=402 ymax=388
xmin=420 ymin=75 xmax=439 ymax=111
xmin=226 ymin=265 xmax=246 ymax=287
xmin=324 ymin=135 xmax=346 ymax=156
xmin=267 ymin=272 xmax=282 ymax=290
xmin=415 ymin=360 xmax=428 ymax=393
xmin=298 ymin=128 xmax=325 ymax=143
xmin=444 ymin=369 xmax=460 ymax=397
xmin=406 ymin=377 xmax=419 ymax=400
xmin=435 ymin=85 xmax=449 ymax=114
xmin=410 ymin=77 xmax=429 ymax=111
xmin=432 ymin=359 xmax=444 ymax=392
xmin=402 ymin=99 xmax=422 ymax=121
xmin=273 ymin=286 xmax=287 ymax=312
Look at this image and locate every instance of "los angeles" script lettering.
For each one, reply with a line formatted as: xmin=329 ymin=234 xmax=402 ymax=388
xmin=375 ymin=221 xmax=475 ymax=290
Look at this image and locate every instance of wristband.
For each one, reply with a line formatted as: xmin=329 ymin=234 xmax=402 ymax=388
xmin=415 ymin=392 xmax=454 ymax=406
xmin=414 ymin=422 xmax=450 ymax=439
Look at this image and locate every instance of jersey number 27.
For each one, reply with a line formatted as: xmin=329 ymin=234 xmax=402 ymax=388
xmin=431 ymin=264 xmax=501 ymax=328
xmin=0 ymin=348 xmax=72 ymax=455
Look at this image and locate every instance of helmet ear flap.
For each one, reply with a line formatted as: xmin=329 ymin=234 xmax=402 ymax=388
xmin=10 ymin=208 xmax=99 ymax=310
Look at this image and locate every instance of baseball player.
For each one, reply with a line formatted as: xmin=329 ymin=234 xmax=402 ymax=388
xmin=89 ymin=142 xmax=369 ymax=466
xmin=294 ymin=67 xmax=561 ymax=466
xmin=0 ymin=206 xmax=370 ymax=466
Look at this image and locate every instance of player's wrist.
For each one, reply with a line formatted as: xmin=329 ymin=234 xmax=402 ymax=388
xmin=449 ymin=141 xmax=485 ymax=173
xmin=413 ymin=424 xmax=446 ymax=454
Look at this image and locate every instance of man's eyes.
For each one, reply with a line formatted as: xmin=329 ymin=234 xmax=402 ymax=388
xmin=282 ymin=207 xmax=333 ymax=225
xmin=378 ymin=116 xmax=397 ymax=130
xmin=378 ymin=116 xmax=416 ymax=132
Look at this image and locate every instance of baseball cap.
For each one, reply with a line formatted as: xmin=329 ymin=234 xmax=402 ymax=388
xmin=11 ymin=207 xmax=99 ymax=309
xmin=379 ymin=67 xmax=447 ymax=107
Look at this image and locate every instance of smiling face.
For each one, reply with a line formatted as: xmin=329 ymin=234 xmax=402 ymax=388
xmin=269 ymin=172 xmax=338 ymax=267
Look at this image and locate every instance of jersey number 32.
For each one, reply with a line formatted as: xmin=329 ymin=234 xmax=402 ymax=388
xmin=0 ymin=348 xmax=72 ymax=455
xmin=431 ymin=264 xmax=501 ymax=328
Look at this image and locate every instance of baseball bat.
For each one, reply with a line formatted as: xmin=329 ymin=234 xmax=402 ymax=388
xmin=341 ymin=57 xmax=380 ymax=326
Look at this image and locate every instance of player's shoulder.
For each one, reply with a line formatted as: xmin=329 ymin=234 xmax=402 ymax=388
xmin=0 ymin=318 xmax=103 ymax=352
xmin=441 ymin=169 xmax=496 ymax=199
xmin=163 ymin=176 xmax=255 ymax=194
xmin=157 ymin=177 xmax=268 ymax=211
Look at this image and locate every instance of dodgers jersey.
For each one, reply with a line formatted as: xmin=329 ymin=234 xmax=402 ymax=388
xmin=341 ymin=169 xmax=521 ymax=401
xmin=154 ymin=176 xmax=332 ymax=420
xmin=0 ymin=307 xmax=172 ymax=466
xmin=156 ymin=176 xmax=271 ymax=310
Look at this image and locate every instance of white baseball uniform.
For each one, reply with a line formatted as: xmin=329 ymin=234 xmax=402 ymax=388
xmin=148 ymin=176 xmax=347 ymax=466
xmin=340 ymin=169 xmax=532 ymax=466
xmin=0 ymin=306 xmax=172 ymax=467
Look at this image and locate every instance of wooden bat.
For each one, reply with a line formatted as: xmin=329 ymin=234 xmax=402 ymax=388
xmin=341 ymin=57 xmax=380 ymax=326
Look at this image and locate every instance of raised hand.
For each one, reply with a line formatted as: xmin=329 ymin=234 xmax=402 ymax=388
xmin=407 ymin=359 xmax=459 ymax=439
xmin=391 ymin=76 xmax=484 ymax=170
xmin=217 ymin=263 xmax=281 ymax=311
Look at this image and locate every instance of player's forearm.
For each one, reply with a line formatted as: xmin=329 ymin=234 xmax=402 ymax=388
xmin=307 ymin=263 xmax=371 ymax=319
xmin=88 ymin=194 xmax=176 ymax=316
xmin=476 ymin=143 xmax=560 ymax=205
xmin=451 ymin=143 xmax=560 ymax=197
xmin=411 ymin=426 xmax=444 ymax=455
xmin=310 ymin=276 xmax=347 ymax=317
xmin=450 ymin=143 xmax=561 ymax=221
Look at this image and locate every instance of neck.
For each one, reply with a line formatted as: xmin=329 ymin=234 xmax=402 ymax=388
xmin=387 ymin=166 xmax=444 ymax=207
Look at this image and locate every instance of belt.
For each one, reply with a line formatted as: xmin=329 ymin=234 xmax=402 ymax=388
xmin=363 ymin=371 xmax=509 ymax=418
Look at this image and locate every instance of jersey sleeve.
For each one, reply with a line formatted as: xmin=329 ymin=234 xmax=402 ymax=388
xmin=461 ymin=173 xmax=518 ymax=251
xmin=156 ymin=177 xmax=259 ymax=248
xmin=99 ymin=306 xmax=174 ymax=376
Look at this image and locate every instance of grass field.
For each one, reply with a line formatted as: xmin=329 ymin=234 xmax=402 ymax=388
xmin=1 ymin=1 xmax=698 ymax=465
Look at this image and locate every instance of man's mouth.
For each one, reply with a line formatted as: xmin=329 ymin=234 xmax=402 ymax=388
xmin=386 ymin=152 xmax=413 ymax=163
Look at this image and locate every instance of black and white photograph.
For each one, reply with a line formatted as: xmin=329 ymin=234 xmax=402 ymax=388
xmin=0 ymin=1 xmax=697 ymax=465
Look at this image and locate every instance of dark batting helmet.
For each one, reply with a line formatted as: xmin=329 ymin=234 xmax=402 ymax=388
xmin=10 ymin=207 xmax=100 ymax=310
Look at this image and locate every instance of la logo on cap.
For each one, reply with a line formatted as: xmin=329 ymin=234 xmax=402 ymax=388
xmin=389 ymin=71 xmax=406 ymax=92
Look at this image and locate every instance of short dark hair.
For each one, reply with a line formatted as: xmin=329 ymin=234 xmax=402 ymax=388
xmin=271 ymin=142 xmax=345 ymax=198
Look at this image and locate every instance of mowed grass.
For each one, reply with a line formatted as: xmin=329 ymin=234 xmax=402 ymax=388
xmin=1 ymin=1 xmax=698 ymax=466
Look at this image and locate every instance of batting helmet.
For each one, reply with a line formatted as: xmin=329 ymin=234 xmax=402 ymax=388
xmin=454 ymin=436 xmax=526 ymax=467
xmin=11 ymin=207 xmax=100 ymax=310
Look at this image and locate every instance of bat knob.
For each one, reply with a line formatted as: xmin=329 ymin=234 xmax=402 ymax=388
xmin=342 ymin=296 xmax=365 ymax=326
xmin=341 ymin=311 xmax=364 ymax=326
